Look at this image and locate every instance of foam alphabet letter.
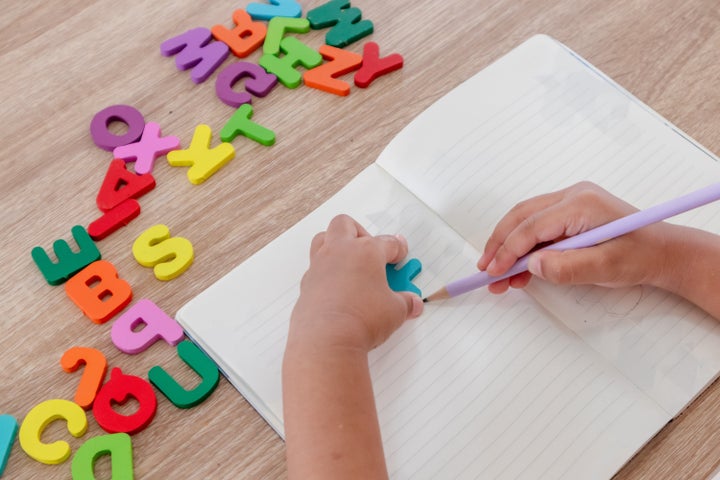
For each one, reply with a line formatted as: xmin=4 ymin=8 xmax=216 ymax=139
xmin=211 ymin=9 xmax=267 ymax=58
xmin=113 ymin=122 xmax=181 ymax=175
xmin=18 ymin=399 xmax=88 ymax=465
xmin=263 ymin=16 xmax=310 ymax=55
xmin=96 ymin=159 xmax=156 ymax=212
xmin=304 ymin=44 xmax=363 ymax=96
xmin=111 ymin=299 xmax=184 ymax=354
xmin=259 ymin=36 xmax=323 ymax=89
xmin=354 ymin=41 xmax=404 ymax=88
xmin=160 ymin=27 xmax=230 ymax=83
xmin=307 ymin=0 xmax=374 ymax=48
xmin=88 ymin=199 xmax=142 ymax=241
xmin=132 ymin=225 xmax=194 ymax=281
xmin=0 ymin=414 xmax=18 ymax=476
xmin=167 ymin=124 xmax=236 ymax=184
xmin=89 ymin=105 xmax=146 ymax=151
xmin=88 ymin=159 xmax=157 ymax=240
xmin=220 ymin=104 xmax=276 ymax=146
xmin=93 ymin=368 xmax=157 ymax=435
xmin=65 ymin=260 xmax=133 ymax=324
xmin=148 ymin=340 xmax=220 ymax=408
xmin=31 ymin=225 xmax=101 ymax=286
xmin=72 ymin=433 xmax=134 ymax=480
xmin=386 ymin=258 xmax=422 ymax=296
xmin=216 ymin=61 xmax=278 ymax=108
xmin=246 ymin=0 xmax=302 ymax=21
xmin=60 ymin=347 xmax=108 ymax=410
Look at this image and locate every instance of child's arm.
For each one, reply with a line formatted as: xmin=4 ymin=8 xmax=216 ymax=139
xmin=282 ymin=214 xmax=424 ymax=480
xmin=477 ymin=181 xmax=720 ymax=319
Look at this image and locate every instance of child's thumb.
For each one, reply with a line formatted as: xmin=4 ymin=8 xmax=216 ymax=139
xmin=527 ymin=250 xmax=596 ymax=285
xmin=396 ymin=291 xmax=424 ymax=319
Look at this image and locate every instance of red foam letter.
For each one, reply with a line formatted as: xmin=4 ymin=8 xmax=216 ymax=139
xmin=354 ymin=41 xmax=404 ymax=88
xmin=93 ymin=368 xmax=157 ymax=435
xmin=88 ymin=200 xmax=141 ymax=241
xmin=96 ymin=159 xmax=155 ymax=211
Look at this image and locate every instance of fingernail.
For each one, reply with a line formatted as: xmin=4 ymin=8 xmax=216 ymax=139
xmin=528 ymin=253 xmax=543 ymax=279
xmin=487 ymin=259 xmax=498 ymax=274
xmin=411 ymin=295 xmax=424 ymax=318
xmin=395 ymin=234 xmax=408 ymax=249
xmin=478 ymin=253 xmax=488 ymax=269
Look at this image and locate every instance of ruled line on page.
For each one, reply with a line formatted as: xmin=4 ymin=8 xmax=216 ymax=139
xmin=421 ymin=81 xmax=553 ymax=179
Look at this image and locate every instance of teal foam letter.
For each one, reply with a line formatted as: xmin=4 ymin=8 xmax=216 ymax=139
xmin=31 ymin=225 xmax=101 ymax=286
xmin=148 ymin=340 xmax=220 ymax=409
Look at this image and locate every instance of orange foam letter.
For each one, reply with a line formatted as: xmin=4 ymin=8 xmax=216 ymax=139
xmin=65 ymin=261 xmax=133 ymax=324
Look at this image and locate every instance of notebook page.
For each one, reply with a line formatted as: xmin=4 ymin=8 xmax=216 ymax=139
xmin=376 ymin=34 xmax=720 ymax=415
xmin=377 ymin=294 xmax=665 ymax=480
xmin=377 ymin=34 xmax=720 ymax=251
xmin=177 ymin=164 xmax=667 ymax=479
xmin=526 ymin=278 xmax=720 ymax=416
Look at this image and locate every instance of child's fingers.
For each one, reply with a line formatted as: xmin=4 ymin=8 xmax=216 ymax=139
xmin=486 ymin=204 xmax=571 ymax=275
xmin=374 ymin=234 xmax=408 ymax=264
xmin=479 ymin=190 xmax=567 ymax=270
xmin=487 ymin=278 xmax=511 ymax=294
xmin=489 ymin=186 xmax=636 ymax=276
xmin=487 ymin=191 xmax=607 ymax=275
xmin=369 ymin=292 xmax=423 ymax=348
xmin=395 ymin=291 xmax=424 ymax=320
xmin=309 ymin=232 xmax=325 ymax=256
xmin=508 ymin=271 xmax=532 ymax=288
xmin=487 ymin=272 xmax=532 ymax=294
xmin=325 ymin=214 xmax=369 ymax=240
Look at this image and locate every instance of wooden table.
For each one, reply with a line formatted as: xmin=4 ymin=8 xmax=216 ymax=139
xmin=2 ymin=0 xmax=720 ymax=478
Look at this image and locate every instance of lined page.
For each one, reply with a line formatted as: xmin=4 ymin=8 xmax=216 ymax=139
xmin=178 ymin=164 xmax=667 ymax=480
xmin=376 ymin=293 xmax=663 ymax=480
xmin=377 ymin=34 xmax=720 ymax=249
xmin=377 ymin=34 xmax=720 ymax=416
xmin=527 ymin=278 xmax=720 ymax=416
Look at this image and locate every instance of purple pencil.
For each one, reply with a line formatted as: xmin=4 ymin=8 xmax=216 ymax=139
xmin=423 ymin=182 xmax=720 ymax=302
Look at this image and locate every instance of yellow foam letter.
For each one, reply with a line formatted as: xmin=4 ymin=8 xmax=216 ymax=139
xmin=132 ymin=225 xmax=193 ymax=281
xmin=167 ymin=124 xmax=235 ymax=185
xmin=19 ymin=399 xmax=88 ymax=464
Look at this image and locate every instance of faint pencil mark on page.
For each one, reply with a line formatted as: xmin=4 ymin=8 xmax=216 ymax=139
xmin=572 ymin=285 xmax=648 ymax=320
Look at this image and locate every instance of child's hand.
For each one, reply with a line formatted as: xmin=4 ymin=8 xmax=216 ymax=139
xmin=477 ymin=181 xmax=675 ymax=293
xmin=289 ymin=214 xmax=424 ymax=353
xmin=284 ymin=214 xmax=422 ymax=479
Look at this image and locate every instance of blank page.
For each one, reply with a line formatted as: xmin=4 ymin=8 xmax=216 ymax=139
xmin=377 ymin=34 xmax=720 ymax=416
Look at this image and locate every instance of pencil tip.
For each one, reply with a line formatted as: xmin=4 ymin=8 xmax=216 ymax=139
xmin=422 ymin=298 xmax=428 ymax=303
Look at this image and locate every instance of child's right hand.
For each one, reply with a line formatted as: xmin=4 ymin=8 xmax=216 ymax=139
xmin=476 ymin=181 xmax=678 ymax=293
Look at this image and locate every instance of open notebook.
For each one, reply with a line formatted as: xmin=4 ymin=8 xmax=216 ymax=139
xmin=176 ymin=34 xmax=720 ymax=479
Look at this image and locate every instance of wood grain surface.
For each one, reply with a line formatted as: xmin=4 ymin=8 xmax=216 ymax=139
xmin=2 ymin=1 xmax=720 ymax=478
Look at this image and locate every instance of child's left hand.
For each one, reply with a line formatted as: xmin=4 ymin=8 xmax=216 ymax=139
xmin=288 ymin=214 xmax=424 ymax=353
xmin=284 ymin=214 xmax=418 ymax=479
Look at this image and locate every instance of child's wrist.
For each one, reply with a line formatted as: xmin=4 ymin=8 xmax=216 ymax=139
xmin=646 ymin=224 xmax=693 ymax=295
xmin=283 ymin=332 xmax=370 ymax=382
xmin=287 ymin=309 xmax=375 ymax=353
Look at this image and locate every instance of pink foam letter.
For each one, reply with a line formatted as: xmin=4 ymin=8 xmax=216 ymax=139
xmin=111 ymin=299 xmax=184 ymax=354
